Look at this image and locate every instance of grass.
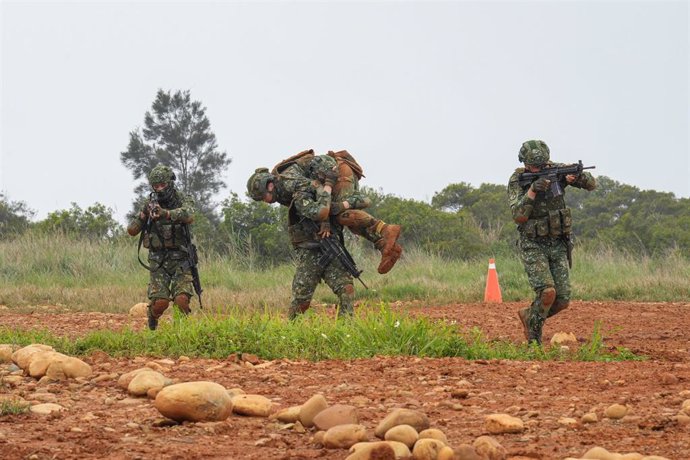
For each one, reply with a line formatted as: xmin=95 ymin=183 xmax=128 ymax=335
xmin=1 ymin=233 xmax=689 ymax=313
xmin=0 ymin=305 xmax=641 ymax=362
xmin=0 ymin=398 xmax=30 ymax=416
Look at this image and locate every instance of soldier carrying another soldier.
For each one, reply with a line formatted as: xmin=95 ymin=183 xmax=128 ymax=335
xmin=127 ymin=164 xmax=199 ymax=330
xmin=248 ymin=149 xmax=403 ymax=275
xmin=508 ymin=140 xmax=596 ymax=345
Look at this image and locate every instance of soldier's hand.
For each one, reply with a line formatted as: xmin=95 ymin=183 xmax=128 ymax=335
xmin=317 ymin=221 xmax=331 ymax=239
xmin=530 ymin=177 xmax=550 ymax=193
xmin=150 ymin=204 xmax=163 ymax=220
xmin=565 ymin=174 xmax=577 ymax=184
xmin=329 ymin=201 xmax=350 ymax=215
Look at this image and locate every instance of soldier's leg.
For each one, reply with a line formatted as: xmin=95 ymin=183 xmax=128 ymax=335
xmin=171 ymin=262 xmax=194 ymax=316
xmin=323 ymin=259 xmax=355 ymax=318
xmin=289 ymin=248 xmax=322 ymax=320
xmin=336 ymin=209 xmax=402 ymax=274
xmin=147 ymin=264 xmax=172 ymax=331
xmin=548 ymin=241 xmax=572 ymax=318
xmin=519 ymin=239 xmax=555 ymax=345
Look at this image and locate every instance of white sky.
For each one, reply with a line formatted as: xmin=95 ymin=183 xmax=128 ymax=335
xmin=1 ymin=0 xmax=688 ymax=223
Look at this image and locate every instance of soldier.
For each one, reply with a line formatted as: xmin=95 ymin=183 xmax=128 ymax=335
xmin=508 ymin=140 xmax=596 ymax=345
xmin=247 ymin=161 xmax=354 ymax=319
xmin=256 ymin=150 xmax=402 ymax=274
xmin=127 ymin=164 xmax=196 ymax=330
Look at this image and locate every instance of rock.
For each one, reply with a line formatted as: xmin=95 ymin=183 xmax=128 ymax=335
xmin=145 ymin=361 xmax=165 ymax=372
xmin=582 ymin=412 xmax=599 ymax=423
xmin=323 ymin=423 xmax=368 ymax=449
xmin=273 ymin=405 xmax=301 ymax=423
xmin=660 ymin=373 xmax=678 ymax=385
xmin=28 ymin=352 xmax=66 ymax=378
xmin=581 ymin=446 xmax=620 ymax=459
xmin=313 ymin=404 xmax=359 ymax=431
xmin=418 ymin=428 xmax=448 ymax=445
xmin=550 ymin=332 xmax=578 ymax=346
xmin=483 ymin=414 xmax=524 ymax=434
xmin=226 ymin=387 xmax=245 ymax=399
xmin=129 ymin=302 xmax=149 ymax=317
xmin=231 ymin=394 xmax=274 ymax=417
xmin=437 ymin=446 xmax=456 ymax=460
xmin=454 ymin=444 xmax=483 ymax=460
xmin=127 ymin=371 xmax=172 ymax=397
xmin=3 ymin=375 xmax=24 ymax=387
xmin=30 ymin=403 xmax=65 ymax=415
xmin=12 ymin=344 xmax=54 ymax=370
xmin=299 ymin=394 xmax=328 ymax=428
xmin=312 ymin=430 xmax=326 ymax=446
xmin=604 ymin=404 xmax=628 ymax=419
xmin=473 ymin=436 xmax=507 ymax=460
xmin=349 ymin=441 xmax=411 ymax=460
xmin=375 ymin=408 xmax=430 ymax=438
xmin=30 ymin=393 xmax=57 ymax=403
xmin=346 ymin=443 xmax=396 ymax=460
xmin=412 ymin=438 xmax=446 ymax=460
xmin=154 ymin=381 xmax=233 ymax=422
xmin=118 ymin=368 xmax=155 ymax=390
xmin=51 ymin=357 xmax=92 ymax=379
xmin=384 ymin=424 xmax=418 ymax=448
xmin=681 ymin=399 xmax=690 ymax=416
xmin=672 ymin=414 xmax=690 ymax=425
xmin=558 ymin=417 xmax=578 ymax=427
xmin=0 ymin=344 xmax=14 ymax=363
xmin=91 ymin=373 xmax=118 ymax=383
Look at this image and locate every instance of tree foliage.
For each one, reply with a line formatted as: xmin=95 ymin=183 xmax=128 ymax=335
xmin=0 ymin=193 xmax=34 ymax=239
xmin=120 ymin=89 xmax=231 ymax=217
xmin=35 ymin=203 xmax=123 ymax=240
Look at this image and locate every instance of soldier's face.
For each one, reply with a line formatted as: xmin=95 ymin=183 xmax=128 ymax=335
xmin=153 ymin=182 xmax=168 ymax=192
xmin=262 ymin=182 xmax=275 ymax=203
xmin=525 ymin=165 xmax=542 ymax=173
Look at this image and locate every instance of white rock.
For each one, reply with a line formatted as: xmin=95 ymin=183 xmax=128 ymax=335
xmin=30 ymin=403 xmax=65 ymax=415
xmin=129 ymin=302 xmax=149 ymax=317
xmin=154 ymin=381 xmax=233 ymax=422
xmin=484 ymin=414 xmax=524 ymax=434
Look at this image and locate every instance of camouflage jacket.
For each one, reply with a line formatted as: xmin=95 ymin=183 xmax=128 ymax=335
xmin=508 ymin=162 xmax=596 ymax=227
xmin=127 ymin=189 xmax=195 ymax=251
xmin=274 ymin=163 xmax=336 ymax=247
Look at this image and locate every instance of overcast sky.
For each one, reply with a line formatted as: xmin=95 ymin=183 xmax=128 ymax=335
xmin=1 ymin=1 xmax=688 ymax=223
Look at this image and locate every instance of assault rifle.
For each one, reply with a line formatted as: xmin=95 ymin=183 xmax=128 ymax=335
xmin=137 ymin=193 xmax=159 ymax=271
xmin=518 ymin=161 xmax=595 ymax=197
xmin=181 ymin=224 xmax=204 ymax=309
xmin=303 ymin=219 xmax=368 ymax=289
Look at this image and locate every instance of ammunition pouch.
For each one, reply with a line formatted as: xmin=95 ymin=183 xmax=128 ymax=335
xmin=520 ymin=208 xmax=572 ymax=239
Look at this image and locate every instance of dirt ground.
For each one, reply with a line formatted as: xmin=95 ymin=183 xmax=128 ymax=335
xmin=1 ymin=301 xmax=689 ymax=459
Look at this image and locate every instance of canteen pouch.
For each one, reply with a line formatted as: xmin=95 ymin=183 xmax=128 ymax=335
xmin=560 ymin=208 xmax=573 ymax=235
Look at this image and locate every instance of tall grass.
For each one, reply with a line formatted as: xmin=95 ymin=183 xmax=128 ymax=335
xmin=1 ymin=232 xmax=688 ymax=313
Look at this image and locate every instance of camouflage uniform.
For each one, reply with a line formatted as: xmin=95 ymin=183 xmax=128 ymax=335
xmin=272 ymin=150 xmax=402 ymax=274
xmin=508 ymin=140 xmax=596 ymax=344
xmin=127 ymin=164 xmax=196 ymax=330
xmin=248 ymin=162 xmax=355 ymax=320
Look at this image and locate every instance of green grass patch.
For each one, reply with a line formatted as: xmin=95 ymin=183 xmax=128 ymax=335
xmin=0 ymin=306 xmax=641 ymax=362
xmin=0 ymin=398 xmax=30 ymax=416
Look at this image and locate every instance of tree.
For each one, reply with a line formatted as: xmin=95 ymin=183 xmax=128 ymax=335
xmin=35 ymin=203 xmax=122 ymax=239
xmin=120 ymin=89 xmax=231 ymax=217
xmin=0 ymin=193 xmax=34 ymax=238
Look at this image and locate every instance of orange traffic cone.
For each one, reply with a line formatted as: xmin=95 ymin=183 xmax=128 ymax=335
xmin=483 ymin=258 xmax=503 ymax=303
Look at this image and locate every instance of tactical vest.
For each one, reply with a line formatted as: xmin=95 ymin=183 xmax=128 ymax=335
xmin=520 ymin=180 xmax=573 ymax=239
xmin=142 ymin=195 xmax=188 ymax=251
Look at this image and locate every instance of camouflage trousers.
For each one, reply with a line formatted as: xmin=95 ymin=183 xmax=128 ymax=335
xmin=146 ymin=250 xmax=194 ymax=301
xmin=518 ymin=235 xmax=571 ymax=341
xmin=289 ymin=247 xmax=354 ymax=319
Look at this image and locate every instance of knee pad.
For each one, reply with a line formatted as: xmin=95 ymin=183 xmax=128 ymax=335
xmin=151 ymin=298 xmax=170 ymax=317
xmin=174 ymin=294 xmax=191 ymax=314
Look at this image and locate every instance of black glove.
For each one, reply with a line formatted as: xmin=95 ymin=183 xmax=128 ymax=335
xmin=530 ymin=177 xmax=550 ymax=193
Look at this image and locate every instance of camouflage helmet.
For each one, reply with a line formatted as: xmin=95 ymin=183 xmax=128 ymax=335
xmin=518 ymin=140 xmax=550 ymax=165
xmin=148 ymin=164 xmax=176 ymax=187
xmin=246 ymin=167 xmax=274 ymax=201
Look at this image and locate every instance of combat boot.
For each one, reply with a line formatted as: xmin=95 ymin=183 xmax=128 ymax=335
xmin=288 ymin=301 xmax=311 ymax=320
xmin=517 ymin=308 xmax=530 ymax=341
xmin=147 ymin=306 xmax=158 ymax=331
xmin=527 ymin=312 xmax=545 ymax=346
xmin=374 ymin=224 xmax=403 ymax=274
